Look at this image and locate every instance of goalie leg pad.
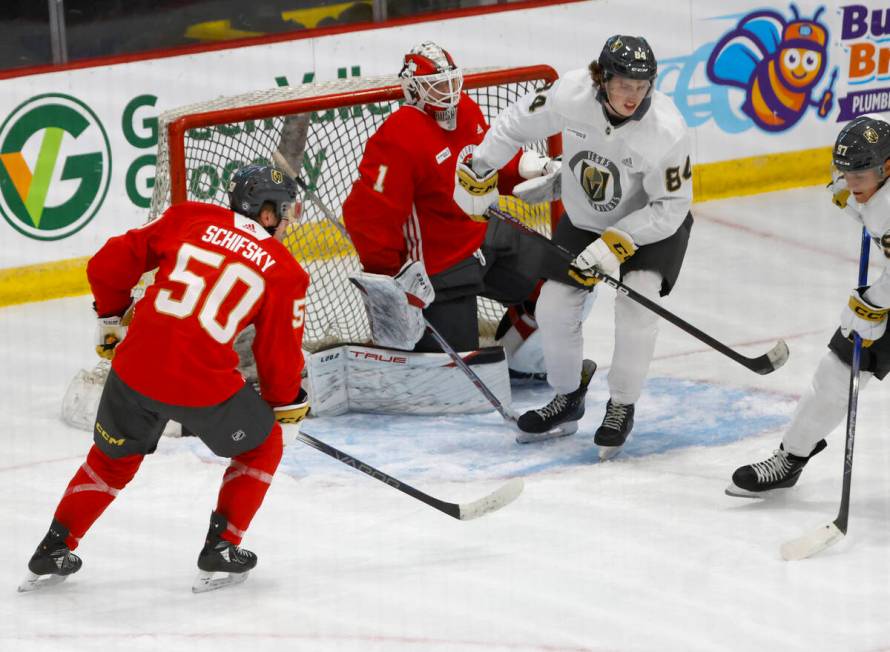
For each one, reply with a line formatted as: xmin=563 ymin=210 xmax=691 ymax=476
xmin=307 ymin=344 xmax=511 ymax=416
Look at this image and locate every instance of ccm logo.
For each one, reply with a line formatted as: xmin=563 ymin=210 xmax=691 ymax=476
xmin=350 ymin=351 xmax=407 ymax=363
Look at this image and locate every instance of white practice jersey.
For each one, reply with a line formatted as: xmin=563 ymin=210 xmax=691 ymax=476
xmin=841 ymin=181 xmax=890 ymax=307
xmin=475 ymin=68 xmax=692 ymax=245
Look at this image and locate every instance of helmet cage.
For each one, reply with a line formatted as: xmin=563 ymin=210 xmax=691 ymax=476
xmin=399 ymin=42 xmax=463 ymax=112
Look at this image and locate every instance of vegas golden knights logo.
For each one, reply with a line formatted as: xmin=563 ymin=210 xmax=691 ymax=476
xmin=581 ymin=162 xmax=610 ymax=202
xmin=864 ymin=127 xmax=880 ymax=144
xmin=271 ymin=169 xmax=284 ymax=184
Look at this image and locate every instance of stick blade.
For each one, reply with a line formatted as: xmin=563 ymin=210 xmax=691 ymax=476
xmin=753 ymin=339 xmax=789 ymax=375
xmin=780 ymin=522 xmax=845 ymax=561
xmin=458 ymin=478 xmax=524 ymax=521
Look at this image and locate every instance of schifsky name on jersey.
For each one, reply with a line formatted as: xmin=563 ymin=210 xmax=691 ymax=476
xmin=0 ymin=94 xmax=112 ymax=241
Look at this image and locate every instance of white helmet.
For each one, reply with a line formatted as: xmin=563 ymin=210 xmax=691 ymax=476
xmin=399 ymin=41 xmax=463 ymax=130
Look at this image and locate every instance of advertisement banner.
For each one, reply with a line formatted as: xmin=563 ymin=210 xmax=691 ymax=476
xmin=0 ymin=0 xmax=888 ymax=276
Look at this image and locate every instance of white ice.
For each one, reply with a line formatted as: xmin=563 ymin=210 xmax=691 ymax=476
xmin=2 ymin=186 xmax=889 ymax=652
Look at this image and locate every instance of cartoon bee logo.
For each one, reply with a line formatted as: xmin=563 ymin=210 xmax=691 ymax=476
xmin=706 ymin=4 xmax=837 ymax=132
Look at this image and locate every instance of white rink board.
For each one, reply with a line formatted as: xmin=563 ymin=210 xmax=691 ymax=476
xmin=0 ymin=0 xmax=883 ymax=267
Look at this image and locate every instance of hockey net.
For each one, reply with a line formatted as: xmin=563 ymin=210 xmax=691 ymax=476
xmin=149 ymin=66 xmax=561 ymax=353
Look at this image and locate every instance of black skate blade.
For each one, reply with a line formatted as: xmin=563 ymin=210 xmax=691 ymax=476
xmin=17 ymin=572 xmax=68 ymax=593
xmin=515 ymin=421 xmax=578 ymax=444
xmin=192 ymin=569 xmax=250 ymax=593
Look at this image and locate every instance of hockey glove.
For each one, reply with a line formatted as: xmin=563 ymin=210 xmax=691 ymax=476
xmin=273 ymin=388 xmax=310 ymax=424
xmin=572 ymin=227 xmax=637 ymax=276
xmin=513 ymin=152 xmax=562 ymax=204
xmin=828 ymin=174 xmax=850 ymax=209
xmin=453 ymin=153 xmax=499 ymax=222
xmin=840 ymin=286 xmax=889 ymax=347
xmin=94 ymin=304 xmax=133 ymax=360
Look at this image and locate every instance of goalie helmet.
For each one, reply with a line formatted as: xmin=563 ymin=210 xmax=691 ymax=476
xmin=227 ymin=165 xmax=297 ymax=232
xmin=399 ymin=41 xmax=463 ymax=131
xmin=833 ymin=115 xmax=890 ymax=175
xmin=595 ymin=35 xmax=657 ymax=121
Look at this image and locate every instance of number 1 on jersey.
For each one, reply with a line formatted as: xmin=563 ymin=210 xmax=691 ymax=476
xmin=373 ymin=164 xmax=388 ymax=193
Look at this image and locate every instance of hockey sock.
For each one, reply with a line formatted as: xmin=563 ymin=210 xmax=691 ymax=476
xmin=214 ymin=423 xmax=283 ymax=545
xmin=53 ymin=445 xmax=144 ymax=550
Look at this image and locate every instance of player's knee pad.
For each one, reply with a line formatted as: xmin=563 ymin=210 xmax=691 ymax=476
xmin=237 ymin=423 xmax=284 ymax=471
xmin=814 ymin=351 xmax=872 ymax=401
xmin=85 ymin=444 xmax=143 ymax=490
xmin=615 ymin=270 xmax=661 ymax=327
xmin=536 ymin=280 xmax=589 ymax=333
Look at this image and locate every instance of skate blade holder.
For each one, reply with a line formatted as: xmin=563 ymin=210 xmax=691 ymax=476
xmin=597 ymin=445 xmax=623 ymax=461
xmin=515 ymin=420 xmax=578 ymax=444
xmin=192 ymin=570 xmax=250 ymax=593
xmin=17 ymin=572 xmax=69 ymax=593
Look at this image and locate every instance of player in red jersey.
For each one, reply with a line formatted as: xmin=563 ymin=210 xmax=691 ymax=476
xmin=20 ymin=165 xmax=310 ymax=593
xmin=343 ymin=41 xmax=559 ymax=355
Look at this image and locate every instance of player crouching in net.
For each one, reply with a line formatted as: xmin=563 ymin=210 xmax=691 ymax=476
xmin=336 ymin=42 xmax=578 ymax=417
xmin=20 ymin=165 xmax=310 ymax=593
xmin=455 ymin=36 xmax=694 ymax=454
xmin=727 ymin=115 xmax=890 ymax=497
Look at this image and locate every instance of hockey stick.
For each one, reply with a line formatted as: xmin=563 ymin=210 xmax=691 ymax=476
xmin=780 ymin=228 xmax=870 ymax=561
xmin=294 ymin=428 xmax=523 ymax=520
xmin=291 ymin=174 xmax=521 ymax=426
xmin=486 ymin=206 xmax=789 ymax=375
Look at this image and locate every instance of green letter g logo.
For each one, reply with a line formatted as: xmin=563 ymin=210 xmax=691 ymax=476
xmin=0 ymin=93 xmax=111 ymax=240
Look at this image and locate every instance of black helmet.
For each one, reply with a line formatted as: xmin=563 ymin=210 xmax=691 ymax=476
xmin=599 ymin=35 xmax=657 ymax=83
xmin=227 ymin=165 xmax=297 ymax=221
xmin=833 ymin=116 xmax=890 ymax=173
xmin=596 ymin=35 xmax=657 ymax=121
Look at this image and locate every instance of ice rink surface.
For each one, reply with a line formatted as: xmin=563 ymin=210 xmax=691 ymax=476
xmin=2 ymin=186 xmax=889 ymax=652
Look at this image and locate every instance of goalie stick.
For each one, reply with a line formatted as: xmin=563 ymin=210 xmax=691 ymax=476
xmin=291 ymin=175 xmax=522 ymax=429
xmin=294 ymin=428 xmax=523 ymax=520
xmin=485 ymin=206 xmax=789 ymax=376
xmin=780 ymin=228 xmax=870 ymax=561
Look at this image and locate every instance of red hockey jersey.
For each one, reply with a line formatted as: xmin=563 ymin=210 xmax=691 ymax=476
xmin=87 ymin=202 xmax=308 ymax=408
xmin=342 ymin=93 xmax=522 ymax=277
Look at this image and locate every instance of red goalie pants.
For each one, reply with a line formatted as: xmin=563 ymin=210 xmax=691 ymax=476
xmin=53 ymin=423 xmax=284 ymax=550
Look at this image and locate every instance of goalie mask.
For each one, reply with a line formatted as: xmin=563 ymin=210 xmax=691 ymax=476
xmin=399 ymin=41 xmax=463 ymax=131
xmin=228 ymin=165 xmax=298 ymax=235
xmin=595 ymin=35 xmax=657 ymax=121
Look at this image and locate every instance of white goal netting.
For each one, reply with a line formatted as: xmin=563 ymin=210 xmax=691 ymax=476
xmin=149 ymin=66 xmax=561 ymax=352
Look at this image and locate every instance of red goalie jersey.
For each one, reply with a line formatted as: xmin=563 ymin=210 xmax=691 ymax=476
xmin=87 ymin=202 xmax=308 ymax=408
xmin=343 ymin=94 xmax=522 ymax=276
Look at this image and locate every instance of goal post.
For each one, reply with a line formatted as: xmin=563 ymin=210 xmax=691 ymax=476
xmin=150 ymin=65 xmax=562 ymax=352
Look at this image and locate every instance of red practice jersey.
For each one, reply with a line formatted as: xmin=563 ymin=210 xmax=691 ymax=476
xmin=342 ymin=93 xmax=522 ymax=277
xmin=87 ymin=202 xmax=308 ymax=408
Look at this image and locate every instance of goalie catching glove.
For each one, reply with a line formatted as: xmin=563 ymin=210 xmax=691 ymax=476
xmin=453 ymin=150 xmax=499 ymax=222
xmin=273 ymin=388 xmax=310 ymax=424
xmin=840 ymin=286 xmax=889 ymax=347
xmin=572 ymin=227 xmax=637 ymax=276
xmin=512 ymin=151 xmax=562 ymax=204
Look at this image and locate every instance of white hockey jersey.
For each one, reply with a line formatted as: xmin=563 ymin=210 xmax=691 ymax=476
xmin=841 ymin=182 xmax=890 ymax=308
xmin=475 ymin=68 xmax=692 ymax=245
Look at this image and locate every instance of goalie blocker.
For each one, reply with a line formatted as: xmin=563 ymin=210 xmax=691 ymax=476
xmin=306 ymin=343 xmax=511 ymax=416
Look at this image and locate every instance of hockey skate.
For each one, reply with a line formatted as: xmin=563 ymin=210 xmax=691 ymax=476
xmin=18 ymin=520 xmax=82 ymax=592
xmin=516 ymin=359 xmax=596 ymax=444
xmin=192 ymin=512 xmax=257 ymax=593
xmin=594 ymin=400 xmax=635 ymax=461
xmin=725 ymin=440 xmax=827 ymax=498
